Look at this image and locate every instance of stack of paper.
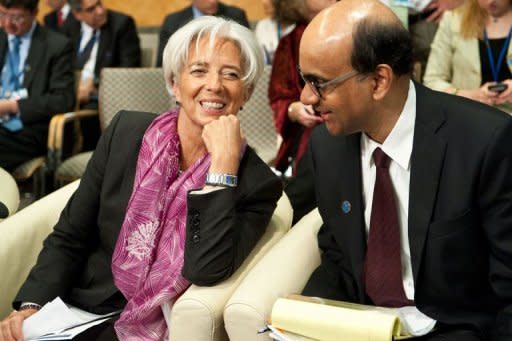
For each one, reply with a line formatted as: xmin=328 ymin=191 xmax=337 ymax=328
xmin=267 ymin=295 xmax=414 ymax=341
xmin=22 ymin=297 xmax=119 ymax=341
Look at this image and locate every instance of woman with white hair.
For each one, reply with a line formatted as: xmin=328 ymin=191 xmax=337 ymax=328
xmin=0 ymin=16 xmax=282 ymax=341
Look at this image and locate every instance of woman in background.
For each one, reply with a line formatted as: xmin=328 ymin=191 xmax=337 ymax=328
xmin=424 ymin=0 xmax=512 ymax=110
xmin=269 ymin=0 xmax=336 ymax=176
xmin=255 ymin=0 xmax=298 ymax=64
xmin=0 ymin=16 xmax=281 ymax=341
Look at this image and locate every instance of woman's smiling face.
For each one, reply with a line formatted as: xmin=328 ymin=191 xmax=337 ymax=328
xmin=172 ymin=37 xmax=249 ymax=129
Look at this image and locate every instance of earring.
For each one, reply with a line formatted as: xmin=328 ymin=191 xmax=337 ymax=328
xmin=175 ymin=100 xmax=181 ymax=106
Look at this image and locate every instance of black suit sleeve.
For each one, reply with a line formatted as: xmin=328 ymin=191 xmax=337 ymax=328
xmin=285 ymin=143 xmax=316 ymax=225
xmin=13 ymin=113 xmax=122 ymax=307
xmin=480 ymin=120 xmax=512 ymax=340
xmin=18 ymin=32 xmax=75 ymax=124
xmin=182 ymin=150 xmax=282 ymax=286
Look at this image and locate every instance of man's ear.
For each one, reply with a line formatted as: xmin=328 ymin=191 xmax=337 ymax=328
xmin=371 ymin=64 xmax=393 ymax=101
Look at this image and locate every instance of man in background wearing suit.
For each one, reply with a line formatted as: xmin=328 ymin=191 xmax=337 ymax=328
xmin=43 ymin=0 xmax=76 ymax=32
xmin=289 ymin=0 xmax=512 ymax=339
xmin=0 ymin=0 xmax=74 ymax=171
xmin=62 ymin=0 xmax=140 ymax=150
xmin=156 ymin=0 xmax=249 ymax=67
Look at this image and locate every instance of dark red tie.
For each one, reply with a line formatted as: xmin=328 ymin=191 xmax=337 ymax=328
xmin=364 ymin=148 xmax=413 ymax=307
xmin=57 ymin=10 xmax=64 ymax=26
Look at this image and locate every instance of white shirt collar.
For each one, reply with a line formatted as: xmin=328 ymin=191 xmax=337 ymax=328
xmin=361 ymin=80 xmax=416 ymax=171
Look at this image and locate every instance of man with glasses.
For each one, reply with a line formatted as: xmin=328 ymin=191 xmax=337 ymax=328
xmin=61 ymin=0 xmax=140 ymax=150
xmin=287 ymin=0 xmax=512 ymax=339
xmin=0 ymin=0 xmax=74 ymax=171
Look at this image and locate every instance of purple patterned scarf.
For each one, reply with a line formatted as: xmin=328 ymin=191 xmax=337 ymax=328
xmin=111 ymin=107 xmax=211 ymax=340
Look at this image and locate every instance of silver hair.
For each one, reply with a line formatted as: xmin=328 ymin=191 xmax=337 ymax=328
xmin=162 ymin=16 xmax=264 ymax=96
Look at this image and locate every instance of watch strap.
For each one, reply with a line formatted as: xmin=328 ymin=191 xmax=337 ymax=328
xmin=205 ymin=173 xmax=238 ymax=187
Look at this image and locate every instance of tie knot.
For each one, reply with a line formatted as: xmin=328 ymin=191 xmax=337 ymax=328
xmin=12 ymin=37 xmax=21 ymax=48
xmin=373 ymin=148 xmax=390 ymax=169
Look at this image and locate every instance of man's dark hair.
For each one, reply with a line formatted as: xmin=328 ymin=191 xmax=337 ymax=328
xmin=0 ymin=0 xmax=38 ymax=11
xmin=67 ymin=0 xmax=81 ymax=10
xmin=351 ymin=18 xmax=413 ymax=76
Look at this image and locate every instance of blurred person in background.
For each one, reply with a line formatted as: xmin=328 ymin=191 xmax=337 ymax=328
xmin=424 ymin=0 xmax=512 ymax=111
xmin=0 ymin=0 xmax=74 ymax=171
xmin=156 ymin=0 xmax=249 ymax=67
xmin=43 ymin=0 xmax=75 ymax=32
xmin=269 ymin=0 xmax=336 ymax=176
xmin=254 ymin=0 xmax=299 ymax=65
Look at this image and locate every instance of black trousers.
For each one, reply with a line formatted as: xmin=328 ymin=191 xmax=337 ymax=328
xmin=0 ymin=125 xmax=47 ymax=171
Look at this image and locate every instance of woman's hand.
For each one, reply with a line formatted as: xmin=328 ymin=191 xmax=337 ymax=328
xmin=0 ymin=308 xmax=38 ymax=341
xmin=494 ymin=79 xmax=512 ymax=105
xmin=287 ymin=101 xmax=324 ymax=128
xmin=458 ymin=83 xmax=499 ymax=106
xmin=202 ymin=115 xmax=243 ymax=175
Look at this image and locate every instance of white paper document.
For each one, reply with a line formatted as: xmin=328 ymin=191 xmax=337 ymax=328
xmin=22 ymin=297 xmax=119 ymax=341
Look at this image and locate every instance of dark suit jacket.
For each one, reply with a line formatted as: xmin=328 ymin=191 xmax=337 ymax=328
xmin=44 ymin=10 xmax=78 ymax=33
xmin=0 ymin=24 xmax=74 ymax=138
xmin=156 ymin=3 xmax=250 ymax=67
xmin=291 ymin=83 xmax=512 ymax=340
xmin=61 ymin=10 xmax=141 ymax=84
xmin=15 ymin=111 xmax=282 ymax=313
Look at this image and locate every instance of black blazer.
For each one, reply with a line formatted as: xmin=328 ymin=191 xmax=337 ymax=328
xmin=15 ymin=111 xmax=282 ymax=313
xmin=156 ymin=3 xmax=250 ymax=67
xmin=43 ymin=10 xmax=78 ymax=33
xmin=0 ymin=24 xmax=75 ymax=135
xmin=292 ymin=83 xmax=512 ymax=340
xmin=61 ymin=10 xmax=141 ymax=83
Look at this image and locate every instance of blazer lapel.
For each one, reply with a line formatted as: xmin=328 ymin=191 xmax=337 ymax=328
xmin=408 ymin=83 xmax=447 ymax=283
xmin=330 ymin=133 xmax=366 ymax=298
xmin=23 ymin=24 xmax=44 ymax=89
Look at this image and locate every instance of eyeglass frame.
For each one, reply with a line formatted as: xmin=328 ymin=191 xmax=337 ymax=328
xmin=297 ymin=64 xmax=359 ymax=99
xmin=0 ymin=12 xmax=30 ymax=25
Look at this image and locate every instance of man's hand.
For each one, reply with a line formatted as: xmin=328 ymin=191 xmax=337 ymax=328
xmin=0 ymin=308 xmax=38 ymax=341
xmin=202 ymin=114 xmax=244 ymax=175
xmin=77 ymin=78 xmax=96 ymax=104
xmin=425 ymin=0 xmax=465 ymax=23
xmin=287 ymin=101 xmax=324 ymax=128
xmin=0 ymin=99 xmax=19 ymax=117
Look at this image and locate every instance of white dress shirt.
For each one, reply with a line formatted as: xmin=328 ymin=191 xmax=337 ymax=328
xmin=360 ymin=81 xmax=435 ymax=335
xmin=79 ymin=22 xmax=100 ymax=81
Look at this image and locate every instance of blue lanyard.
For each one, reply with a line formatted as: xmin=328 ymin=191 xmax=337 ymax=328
xmin=277 ymin=22 xmax=282 ymax=40
xmin=484 ymin=27 xmax=512 ymax=82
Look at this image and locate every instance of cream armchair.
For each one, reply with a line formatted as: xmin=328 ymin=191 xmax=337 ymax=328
xmin=0 ymin=187 xmax=293 ymax=341
xmin=169 ymin=193 xmax=293 ymax=341
xmin=224 ymin=208 xmax=322 ymax=341
xmin=0 ymin=180 xmax=80 ymax=318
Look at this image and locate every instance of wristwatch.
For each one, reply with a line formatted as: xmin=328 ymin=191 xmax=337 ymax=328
xmin=205 ymin=173 xmax=238 ymax=187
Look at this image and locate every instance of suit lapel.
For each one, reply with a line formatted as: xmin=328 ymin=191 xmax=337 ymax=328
xmin=23 ymin=24 xmax=44 ymax=88
xmin=95 ymin=17 xmax=111 ymax=76
xmin=408 ymin=83 xmax=447 ymax=283
xmin=330 ymin=133 xmax=366 ymax=297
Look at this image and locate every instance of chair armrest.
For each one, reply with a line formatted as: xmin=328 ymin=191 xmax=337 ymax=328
xmin=224 ymin=208 xmax=322 ymax=341
xmin=169 ymin=193 xmax=293 ymax=341
xmin=49 ymin=110 xmax=98 ymax=171
xmin=0 ymin=181 xmax=79 ymax=319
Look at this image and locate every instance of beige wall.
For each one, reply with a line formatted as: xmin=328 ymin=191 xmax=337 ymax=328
xmin=37 ymin=0 xmax=265 ymax=27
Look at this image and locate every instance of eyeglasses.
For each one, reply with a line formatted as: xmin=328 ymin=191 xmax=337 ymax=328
xmin=297 ymin=64 xmax=358 ymax=99
xmin=0 ymin=13 xmax=28 ymax=24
